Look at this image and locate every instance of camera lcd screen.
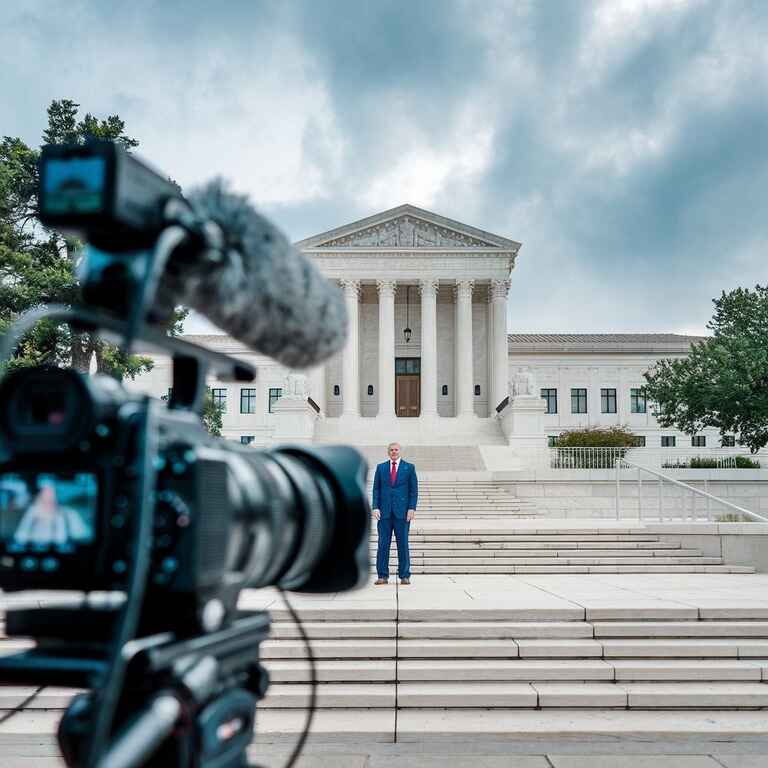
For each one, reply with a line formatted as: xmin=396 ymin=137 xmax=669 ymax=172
xmin=42 ymin=156 xmax=107 ymax=215
xmin=0 ymin=472 xmax=98 ymax=551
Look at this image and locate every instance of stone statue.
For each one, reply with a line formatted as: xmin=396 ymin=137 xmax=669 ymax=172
xmin=510 ymin=367 xmax=537 ymax=398
xmin=283 ymin=371 xmax=308 ymax=400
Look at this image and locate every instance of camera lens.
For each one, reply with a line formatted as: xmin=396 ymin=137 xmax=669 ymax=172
xmin=226 ymin=444 xmax=370 ymax=594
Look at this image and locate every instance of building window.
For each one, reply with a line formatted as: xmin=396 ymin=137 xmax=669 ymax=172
xmin=661 ymin=436 xmax=676 ymax=447
xmin=268 ymin=388 xmax=283 ymax=413
xmin=601 ymin=388 xmax=617 ymax=414
xmin=571 ymin=388 xmax=587 ymax=414
xmin=333 ymin=385 xmax=340 ymax=396
xmin=692 ymin=435 xmax=706 ymax=447
xmin=540 ymin=388 xmax=557 ymax=414
xmin=395 ymin=358 xmax=421 ymax=375
xmin=367 ymin=385 xmax=374 ymax=396
xmin=721 ymin=435 xmax=736 ymax=447
xmin=474 ymin=385 xmax=481 ymax=396
xmin=240 ymin=388 xmax=257 ymax=414
xmin=630 ymin=388 xmax=647 ymax=414
xmin=547 ymin=435 xmax=559 ymax=447
xmin=441 ymin=385 xmax=448 ymax=396
xmin=633 ymin=436 xmax=646 ymax=447
xmin=240 ymin=435 xmax=255 ymax=445
xmin=211 ymin=388 xmax=227 ymax=413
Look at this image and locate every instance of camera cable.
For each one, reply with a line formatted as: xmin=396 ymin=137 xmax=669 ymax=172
xmin=274 ymin=587 xmax=317 ymax=768
xmin=0 ymin=685 xmax=45 ymax=727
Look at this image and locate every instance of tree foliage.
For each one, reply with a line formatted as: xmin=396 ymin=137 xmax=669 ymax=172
xmin=1 ymin=99 xmax=184 ymax=379
xmin=202 ymin=388 xmax=224 ymax=437
xmin=643 ymin=285 xmax=768 ymax=453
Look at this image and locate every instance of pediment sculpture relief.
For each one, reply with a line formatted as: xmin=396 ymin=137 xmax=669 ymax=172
xmin=317 ymin=216 xmax=495 ymax=248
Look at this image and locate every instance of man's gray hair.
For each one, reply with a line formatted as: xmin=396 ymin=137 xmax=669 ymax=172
xmin=387 ymin=442 xmax=401 ymax=451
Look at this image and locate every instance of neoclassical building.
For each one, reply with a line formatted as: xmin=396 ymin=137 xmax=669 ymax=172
xmin=129 ymin=205 xmax=719 ymax=450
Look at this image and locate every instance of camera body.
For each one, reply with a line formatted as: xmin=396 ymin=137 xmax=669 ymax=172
xmin=0 ymin=141 xmax=368 ymax=767
xmin=0 ymin=365 xmax=369 ymax=633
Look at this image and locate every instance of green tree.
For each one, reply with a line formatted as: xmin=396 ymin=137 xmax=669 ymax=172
xmin=202 ymin=388 xmax=224 ymax=437
xmin=161 ymin=387 xmax=224 ymax=437
xmin=643 ymin=285 xmax=768 ymax=453
xmin=1 ymin=99 xmax=185 ymax=379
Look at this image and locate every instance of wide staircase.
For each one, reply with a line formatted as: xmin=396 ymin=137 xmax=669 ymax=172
xmin=369 ymin=478 xmax=540 ymax=520
xmin=357 ymin=445 xmax=487 ymax=472
xmin=372 ymin=527 xmax=755 ymax=574
xmin=258 ymin=603 xmax=768 ymax=712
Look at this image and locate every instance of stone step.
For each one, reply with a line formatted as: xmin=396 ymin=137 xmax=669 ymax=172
xmin=371 ymin=555 xmax=716 ymax=564
xmin=270 ymin=621 xmax=396 ymax=639
xmin=611 ymin=660 xmax=765 ymax=681
xmin=262 ymin=683 xmax=395 ymax=708
xmin=7 ymin=708 xmax=768 ymax=745
xmin=261 ymin=639 xmax=395 ymax=659
xmin=397 ymin=622 xmax=594 ymax=639
xmin=400 ymin=566 xmax=754 ymax=574
xmin=266 ymin=660 xmax=396 ymax=682
xmin=371 ymin=541 xmax=687 ymax=549
xmin=261 ymin=638 xmax=768 ymax=661
xmin=264 ymin=658 xmax=766 ymax=683
xmin=594 ymin=622 xmax=768 ymax=639
xmin=397 ymin=659 xmax=614 ymax=681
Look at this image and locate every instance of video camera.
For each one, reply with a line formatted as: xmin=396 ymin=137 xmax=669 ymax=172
xmin=0 ymin=142 xmax=369 ymax=768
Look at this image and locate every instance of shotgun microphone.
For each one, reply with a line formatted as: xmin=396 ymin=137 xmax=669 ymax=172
xmin=153 ymin=180 xmax=348 ymax=369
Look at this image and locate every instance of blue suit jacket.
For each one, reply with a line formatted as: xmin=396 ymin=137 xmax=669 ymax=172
xmin=372 ymin=460 xmax=418 ymax=520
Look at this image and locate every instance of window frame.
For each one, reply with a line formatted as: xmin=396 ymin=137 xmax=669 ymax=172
xmin=600 ymin=387 xmax=617 ymax=414
xmin=541 ymin=388 xmax=558 ymax=414
xmin=240 ymin=435 xmax=255 ymax=445
xmin=211 ymin=387 xmax=227 ymax=413
xmin=240 ymin=387 xmax=257 ymax=414
xmin=268 ymin=387 xmax=283 ymax=414
xmin=571 ymin=388 xmax=587 ymax=414
xmin=691 ymin=435 xmax=706 ymax=447
xmin=630 ymin=388 xmax=647 ymax=414
xmin=661 ymin=435 xmax=676 ymax=447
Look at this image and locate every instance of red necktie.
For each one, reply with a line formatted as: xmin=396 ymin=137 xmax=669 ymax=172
xmin=390 ymin=461 xmax=397 ymax=485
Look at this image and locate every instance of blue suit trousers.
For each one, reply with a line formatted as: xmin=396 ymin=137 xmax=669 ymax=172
xmin=376 ymin=516 xmax=411 ymax=580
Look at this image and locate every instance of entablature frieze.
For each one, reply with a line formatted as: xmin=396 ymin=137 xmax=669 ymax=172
xmin=314 ymin=252 xmax=515 ymax=282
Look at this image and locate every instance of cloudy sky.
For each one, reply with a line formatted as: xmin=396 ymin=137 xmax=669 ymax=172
xmin=2 ymin=0 xmax=766 ymax=336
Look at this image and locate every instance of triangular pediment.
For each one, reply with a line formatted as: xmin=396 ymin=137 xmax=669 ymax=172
xmin=295 ymin=204 xmax=520 ymax=251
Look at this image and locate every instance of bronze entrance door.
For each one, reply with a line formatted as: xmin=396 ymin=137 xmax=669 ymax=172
xmin=395 ymin=358 xmax=420 ymax=417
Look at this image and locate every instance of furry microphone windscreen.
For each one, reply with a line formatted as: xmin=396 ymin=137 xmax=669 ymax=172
xmin=154 ymin=180 xmax=348 ymax=369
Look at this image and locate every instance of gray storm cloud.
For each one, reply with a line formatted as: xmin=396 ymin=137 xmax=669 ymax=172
xmin=2 ymin=0 xmax=767 ymax=336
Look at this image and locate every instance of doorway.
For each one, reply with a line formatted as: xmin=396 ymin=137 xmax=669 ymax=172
xmin=395 ymin=358 xmax=420 ymax=417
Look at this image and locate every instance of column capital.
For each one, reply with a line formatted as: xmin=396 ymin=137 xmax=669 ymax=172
xmin=376 ymin=278 xmax=397 ymax=296
xmin=453 ymin=279 xmax=475 ymax=299
xmin=489 ymin=279 xmax=511 ymax=301
xmin=418 ymin=278 xmax=440 ymax=297
xmin=340 ymin=278 xmax=361 ymax=296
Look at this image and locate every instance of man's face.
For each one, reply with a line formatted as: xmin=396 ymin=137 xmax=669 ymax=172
xmin=388 ymin=445 xmax=400 ymax=461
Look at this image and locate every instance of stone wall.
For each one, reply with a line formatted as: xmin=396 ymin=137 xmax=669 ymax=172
xmin=504 ymin=478 xmax=768 ymax=521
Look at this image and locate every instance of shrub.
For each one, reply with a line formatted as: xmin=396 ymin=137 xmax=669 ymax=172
xmin=554 ymin=426 xmax=640 ymax=448
xmin=735 ymin=455 xmax=761 ymax=469
xmin=550 ymin=426 xmax=641 ymax=468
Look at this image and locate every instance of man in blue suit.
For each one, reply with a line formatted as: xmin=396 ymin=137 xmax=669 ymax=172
xmin=372 ymin=442 xmax=418 ymax=585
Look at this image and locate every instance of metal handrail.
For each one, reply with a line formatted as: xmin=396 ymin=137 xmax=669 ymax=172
xmin=615 ymin=458 xmax=768 ymax=523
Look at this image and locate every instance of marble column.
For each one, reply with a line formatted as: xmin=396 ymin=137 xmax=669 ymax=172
xmin=454 ymin=279 xmax=475 ymax=417
xmin=489 ymin=279 xmax=511 ymax=413
xmin=376 ymin=279 xmax=396 ymax=417
xmin=340 ymin=279 xmax=360 ymax=417
xmin=419 ymin=278 xmax=439 ymax=417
